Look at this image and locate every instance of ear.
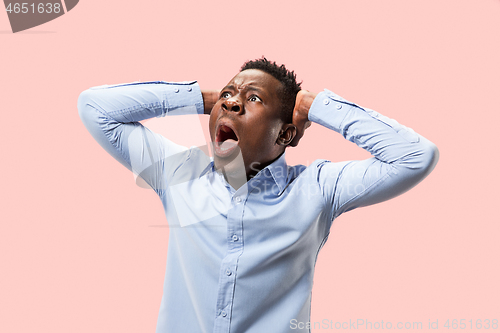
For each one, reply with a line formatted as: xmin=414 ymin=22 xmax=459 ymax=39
xmin=277 ymin=123 xmax=297 ymax=146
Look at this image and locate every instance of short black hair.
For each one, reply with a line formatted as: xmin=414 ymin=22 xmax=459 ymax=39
xmin=240 ymin=57 xmax=301 ymax=123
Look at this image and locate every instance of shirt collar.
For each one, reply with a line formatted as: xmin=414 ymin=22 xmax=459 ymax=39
xmin=199 ymin=157 xmax=215 ymax=178
xmin=199 ymin=153 xmax=289 ymax=193
xmin=258 ymin=152 xmax=289 ymax=194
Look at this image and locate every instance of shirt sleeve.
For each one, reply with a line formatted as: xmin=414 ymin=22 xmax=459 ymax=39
xmin=309 ymin=89 xmax=439 ymax=221
xmin=77 ymin=81 xmax=205 ymax=193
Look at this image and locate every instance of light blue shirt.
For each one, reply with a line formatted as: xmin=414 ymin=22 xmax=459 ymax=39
xmin=78 ymin=80 xmax=438 ymax=333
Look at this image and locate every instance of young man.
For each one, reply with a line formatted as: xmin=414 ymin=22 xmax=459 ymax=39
xmin=78 ymin=58 xmax=439 ymax=333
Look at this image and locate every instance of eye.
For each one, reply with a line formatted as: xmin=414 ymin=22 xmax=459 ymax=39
xmin=249 ymin=95 xmax=262 ymax=102
xmin=220 ymin=91 xmax=232 ymax=99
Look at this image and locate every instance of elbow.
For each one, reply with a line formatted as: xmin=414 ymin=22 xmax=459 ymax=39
xmin=395 ymin=138 xmax=439 ymax=179
xmin=410 ymin=139 xmax=439 ymax=180
xmin=77 ymin=89 xmax=95 ymax=123
xmin=77 ymin=88 xmax=109 ymax=131
xmin=421 ymin=140 xmax=439 ymax=175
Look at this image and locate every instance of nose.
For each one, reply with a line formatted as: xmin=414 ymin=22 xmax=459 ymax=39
xmin=222 ymin=96 xmax=242 ymax=113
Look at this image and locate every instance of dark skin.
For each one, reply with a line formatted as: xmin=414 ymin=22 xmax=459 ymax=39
xmin=202 ymin=69 xmax=317 ymax=189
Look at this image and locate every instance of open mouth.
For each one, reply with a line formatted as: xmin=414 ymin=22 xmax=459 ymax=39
xmin=214 ymin=123 xmax=239 ymax=157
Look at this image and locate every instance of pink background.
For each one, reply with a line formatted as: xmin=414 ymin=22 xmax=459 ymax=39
xmin=1 ymin=0 xmax=499 ymax=332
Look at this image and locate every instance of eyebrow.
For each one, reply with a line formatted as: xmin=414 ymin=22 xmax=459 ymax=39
xmin=223 ymin=84 xmax=264 ymax=95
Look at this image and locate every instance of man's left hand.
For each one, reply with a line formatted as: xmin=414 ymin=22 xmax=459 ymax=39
xmin=290 ymin=90 xmax=317 ymax=147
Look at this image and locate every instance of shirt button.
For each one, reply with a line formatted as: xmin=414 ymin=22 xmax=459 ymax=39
xmin=174 ymin=88 xmax=179 ymax=93
xmin=187 ymin=87 xmax=192 ymax=92
xmin=323 ymin=99 xmax=330 ymax=105
xmin=221 ymin=311 xmax=227 ymax=317
xmin=336 ymin=104 xmax=342 ymax=110
xmin=232 ymin=234 xmax=238 ymax=241
xmin=226 ymin=269 xmax=232 ymax=276
xmin=235 ymin=197 xmax=241 ymax=203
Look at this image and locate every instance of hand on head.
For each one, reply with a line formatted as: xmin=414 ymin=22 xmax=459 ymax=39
xmin=202 ymin=90 xmax=220 ymax=115
xmin=289 ymin=90 xmax=317 ymax=147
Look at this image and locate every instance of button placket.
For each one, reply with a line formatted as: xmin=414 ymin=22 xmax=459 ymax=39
xmin=213 ymin=192 xmax=245 ymax=329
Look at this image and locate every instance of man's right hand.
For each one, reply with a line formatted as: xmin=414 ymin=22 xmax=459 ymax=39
xmin=201 ymin=90 xmax=220 ymax=115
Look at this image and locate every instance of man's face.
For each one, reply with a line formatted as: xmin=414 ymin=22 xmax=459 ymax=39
xmin=209 ymin=69 xmax=286 ymax=178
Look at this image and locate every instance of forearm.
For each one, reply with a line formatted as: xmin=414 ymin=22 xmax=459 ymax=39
xmin=309 ymin=89 xmax=439 ymax=171
xmin=78 ymin=81 xmax=204 ymax=123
